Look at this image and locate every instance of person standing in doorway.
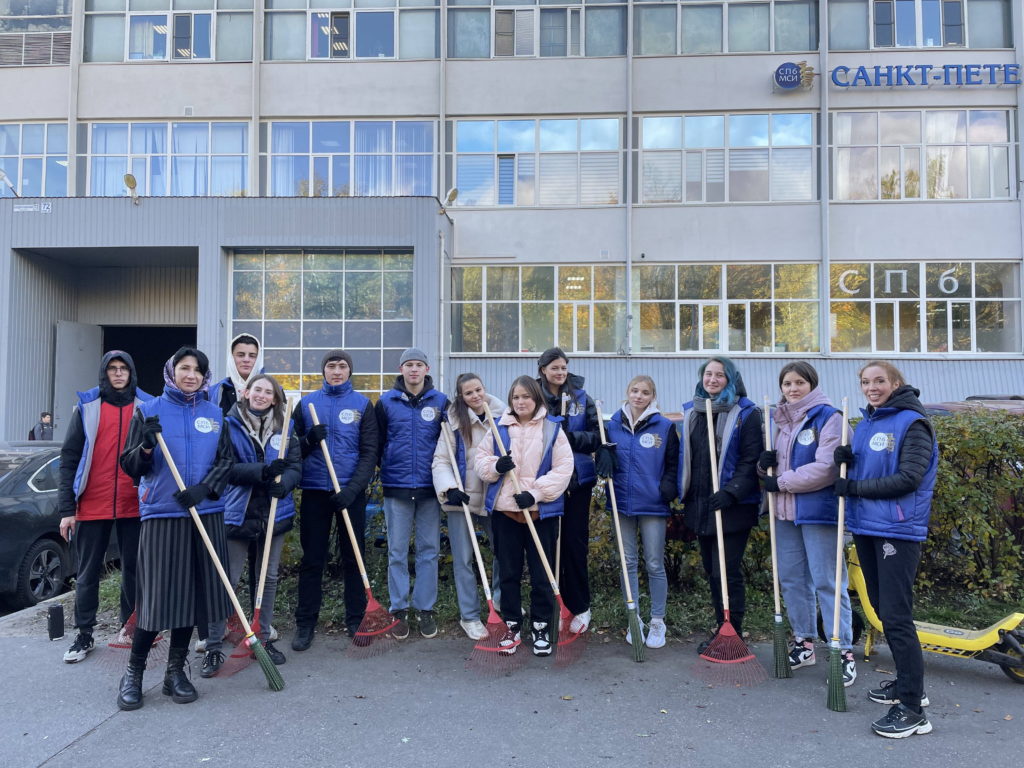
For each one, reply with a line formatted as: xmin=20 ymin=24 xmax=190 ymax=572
xmin=31 ymin=412 xmax=54 ymax=441
xmin=210 ymin=334 xmax=263 ymax=416
xmin=58 ymin=351 xmax=153 ymax=663
xmin=375 ymin=348 xmax=449 ymax=640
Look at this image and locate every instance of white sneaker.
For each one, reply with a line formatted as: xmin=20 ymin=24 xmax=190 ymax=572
xmin=194 ymin=638 xmax=207 ymax=654
xmin=625 ymin=618 xmax=646 ymax=646
xmin=268 ymin=625 xmax=278 ymax=642
xmin=569 ymin=608 xmax=591 ymax=634
xmin=646 ymin=618 xmax=667 ymax=649
xmin=460 ymin=619 xmax=488 ymax=641
xmin=113 ymin=624 xmax=133 ymax=646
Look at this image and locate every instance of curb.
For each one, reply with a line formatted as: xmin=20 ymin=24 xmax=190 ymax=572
xmin=0 ymin=591 xmax=74 ymax=633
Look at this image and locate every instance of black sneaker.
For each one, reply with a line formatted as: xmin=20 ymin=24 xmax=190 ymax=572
xmin=419 ymin=610 xmax=438 ymax=639
xmin=63 ymin=633 xmax=95 ymax=663
xmin=291 ymin=625 xmax=315 ymax=652
xmin=867 ymin=679 xmax=930 ymax=707
xmin=871 ymin=703 xmax=932 ymax=739
xmin=499 ymin=621 xmax=521 ymax=655
xmin=200 ymin=650 xmax=225 ymax=678
xmin=263 ymin=641 xmax=286 ymax=666
xmin=531 ymin=621 xmax=552 ymax=657
xmin=391 ymin=611 xmax=410 ymax=640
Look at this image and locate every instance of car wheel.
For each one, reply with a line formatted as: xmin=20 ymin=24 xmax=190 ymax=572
xmin=14 ymin=539 xmax=68 ymax=608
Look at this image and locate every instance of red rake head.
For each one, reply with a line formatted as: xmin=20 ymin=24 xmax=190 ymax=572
xmin=693 ymin=621 xmax=767 ymax=687
xmin=346 ymin=595 xmax=399 ymax=659
xmin=466 ymin=621 xmax=527 ymax=676
xmin=553 ymin=602 xmax=587 ymax=669
xmin=96 ymin=631 xmax=168 ymax=674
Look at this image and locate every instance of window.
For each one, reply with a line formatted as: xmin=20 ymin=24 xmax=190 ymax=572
xmin=831 ymin=0 xmax=1009 ymax=48
xmin=261 ymin=120 xmax=434 ymax=197
xmin=311 ymin=12 xmax=350 ymax=59
xmin=28 ymin=459 xmax=60 ymax=493
xmin=0 ymin=0 xmax=71 ymax=66
xmin=451 ymin=118 xmax=622 ymax=207
xmin=84 ymin=0 xmax=253 ymax=62
xmin=0 ymin=123 xmax=68 ymax=197
xmin=231 ymin=249 xmax=414 ymax=398
xmin=639 ymin=112 xmax=816 ymax=204
xmin=830 ymin=262 xmax=1020 ymax=353
xmin=832 ymin=109 xmax=1015 ymax=201
xmin=448 ymin=3 xmax=618 ymax=59
xmin=81 ymin=121 xmax=248 ymax=197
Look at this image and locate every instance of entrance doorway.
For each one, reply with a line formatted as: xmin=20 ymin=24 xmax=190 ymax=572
xmin=102 ymin=326 xmax=197 ymax=397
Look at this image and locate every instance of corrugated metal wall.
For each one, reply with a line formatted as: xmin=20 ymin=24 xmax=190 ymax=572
xmin=77 ymin=267 xmax=198 ymax=325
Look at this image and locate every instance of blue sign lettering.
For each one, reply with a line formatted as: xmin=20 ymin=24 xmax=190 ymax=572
xmin=827 ymin=63 xmax=1021 ymax=87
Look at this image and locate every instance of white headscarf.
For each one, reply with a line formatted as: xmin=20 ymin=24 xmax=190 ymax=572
xmin=226 ymin=332 xmax=264 ymax=398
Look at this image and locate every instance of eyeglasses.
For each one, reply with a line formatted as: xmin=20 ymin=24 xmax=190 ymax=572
xmin=107 ymin=366 xmax=130 ymax=374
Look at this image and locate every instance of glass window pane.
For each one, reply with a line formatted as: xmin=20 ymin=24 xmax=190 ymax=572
xmin=265 ymin=11 xmax=305 ymax=59
xmin=728 ymin=148 xmax=769 ymax=201
xmin=264 ymin=272 xmax=300 ymax=318
xmin=396 ymin=121 xmax=432 ymax=152
xmin=991 ymin=145 xmax=1009 ymax=197
xmin=395 ymin=154 xmax=431 ymax=195
xmin=703 ymin=304 xmax=720 ymax=349
xmin=774 ymin=301 xmax=818 ymax=352
xmin=210 ymin=155 xmax=246 ymax=195
xmin=642 ymin=151 xmax=681 ymax=203
xmin=830 ymin=301 xmax=871 ymax=352
xmin=878 ymin=111 xmax=920 ymax=144
xmin=594 ymin=265 xmax=624 ymax=300
xmin=926 ymin=145 xmax=966 ymax=199
xmin=729 ymin=114 xmax=769 ymax=147
xmin=457 ymin=155 xmax=494 ymax=205
xmin=171 ymin=155 xmax=208 ymax=195
xmin=128 ymin=14 xmax=168 ymax=59
xmin=90 ymin=156 xmax=128 ymax=195
xmin=898 ymin=301 xmax=920 ymax=352
xmin=771 ymin=148 xmax=813 ymax=201
xmin=829 ymin=0 xmax=868 ymax=49
xmin=486 ymin=266 xmax=519 ymax=301
xmin=311 ymin=121 xmax=349 ymax=153
xmin=539 ymin=153 xmax=577 ymax=204
xmin=751 ymin=301 xmax=772 ymax=351
xmin=172 ymin=122 xmax=208 ymax=153
xmin=727 ymin=2 xmax=768 ymax=51
xmin=678 ymin=304 xmax=699 ymax=351
xmin=727 ymin=264 xmax=771 ymax=299
xmin=451 ymin=304 xmax=482 ymax=352
xmin=975 ymin=300 xmax=1020 ymax=352
xmin=399 ymin=9 xmax=439 ymax=58
xmin=967 ymin=0 xmax=1011 ymax=48
xmin=216 ymin=11 xmax=252 ymax=60
xmin=453 ymin=266 xmax=482 ymax=301
xmin=233 ymin=271 xmax=263 ymax=318
xmin=775 ymin=0 xmax=817 ymax=51
xmin=46 ymin=124 xmax=68 ymax=154
xmin=771 ymin=113 xmax=813 ymax=146
xmin=354 ymin=155 xmax=392 ymax=194
xmin=383 ymin=272 xmax=413 ymax=318
xmin=925 ymin=111 xmax=966 ymax=143
xmin=643 ymin=117 xmax=681 ymax=150
xmin=559 ymin=265 xmax=591 ymax=300
xmin=873 ymin=262 xmax=919 ymax=298
xmin=727 ymin=304 xmax=747 ymax=351
xmin=969 ymin=145 xmax=990 ymax=199
xmin=635 ymin=302 xmax=674 ymax=352
xmin=344 ymin=272 xmax=382 ymax=319
xmin=457 ymin=121 xmax=494 ymax=152
xmin=45 ymin=157 xmax=68 ymax=196
xmin=774 ymin=264 xmax=818 ymax=299
xmin=21 ymin=124 xmax=44 ymax=154
xmin=681 ymin=4 xmax=721 ymax=53
xmin=522 ymin=266 xmax=554 ymax=300
xmin=271 ymin=122 xmax=309 ymax=154
xmin=967 ymin=110 xmax=1009 ymax=143
xmin=925 ymin=262 xmax=970 ymax=298
xmin=678 ymin=264 xmax=721 ymax=299
xmin=636 ymin=264 xmax=674 ymax=300
xmin=684 ymin=115 xmax=724 ymax=148
xmin=833 ymin=112 xmax=877 ymax=144
xmin=21 ymin=157 xmax=42 ymax=197
xmin=540 ymin=119 xmax=576 ymax=151
xmin=447 ymin=8 xmax=489 ymax=57
xmin=355 ymin=121 xmax=392 ymax=153
xmin=593 ymin=303 xmax=625 ymax=352
xmin=486 ymin=303 xmax=518 ymax=352
xmin=522 ymin=303 xmax=555 ymax=353
xmin=579 ymin=152 xmax=618 ymax=204
xmin=497 ymin=120 xmax=534 ymax=152
xmin=580 ymin=118 xmax=619 ymax=150
xmin=706 ymin=149 xmax=725 ymax=201
xmin=92 ymin=123 xmax=129 ymax=154
xmin=585 ymin=6 xmax=625 ymax=56
xmin=84 ymin=14 xmax=125 ymax=61
xmin=355 ymin=11 xmax=394 ymax=57
xmin=834 ymin=146 xmax=877 ymax=200
xmin=634 ymin=4 xmax=676 ymax=55
xmin=211 ymin=122 xmax=246 ymax=153
xmin=271 ymin=155 xmax=309 ymax=195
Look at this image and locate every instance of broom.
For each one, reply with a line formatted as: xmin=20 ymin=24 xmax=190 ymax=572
xmin=483 ymin=409 xmax=586 ymax=667
xmin=439 ymin=422 xmax=525 ymax=674
xmin=594 ymin=400 xmax=644 ymax=663
xmin=308 ymin=404 xmax=398 ymax=658
xmin=694 ymin=398 xmax=766 ymax=687
xmin=763 ymin=396 xmax=791 ymax=679
xmin=154 ymin=433 xmax=284 ymax=691
xmin=827 ymin=399 xmax=850 ymax=712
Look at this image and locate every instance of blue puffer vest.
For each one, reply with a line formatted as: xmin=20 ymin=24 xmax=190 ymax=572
xmin=785 ymin=404 xmax=841 ymax=526
xmin=483 ymin=417 xmax=564 ymax=519
xmin=299 ymin=382 xmax=370 ymax=490
xmin=379 ymin=386 xmax=449 ymax=489
xmin=222 ymin=417 xmax=296 ymax=527
xmin=563 ymin=389 xmax=597 ymax=485
xmin=136 ymin=388 xmax=226 ymax=519
xmin=848 ymin=407 xmax=937 ymax=542
xmin=605 ymin=410 xmax=674 ymax=517
xmin=678 ymin=397 xmax=761 ymax=505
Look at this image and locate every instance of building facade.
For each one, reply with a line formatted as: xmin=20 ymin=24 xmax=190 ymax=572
xmin=1 ymin=0 xmax=1022 ymax=439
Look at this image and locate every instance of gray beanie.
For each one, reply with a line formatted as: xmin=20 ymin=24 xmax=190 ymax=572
xmin=322 ymin=349 xmax=354 ymax=375
xmin=399 ymin=347 xmax=429 ymax=366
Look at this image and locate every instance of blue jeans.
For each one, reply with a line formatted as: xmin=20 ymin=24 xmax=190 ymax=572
xmin=446 ymin=510 xmax=500 ymax=621
xmin=615 ymin=514 xmax=668 ymax=619
xmin=207 ymin=533 xmax=285 ymax=651
xmin=384 ymin=496 xmax=440 ymax=613
xmin=776 ymin=519 xmax=853 ymax=647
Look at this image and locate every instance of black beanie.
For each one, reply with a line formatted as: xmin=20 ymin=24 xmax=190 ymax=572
xmin=322 ymin=349 xmax=354 ymax=377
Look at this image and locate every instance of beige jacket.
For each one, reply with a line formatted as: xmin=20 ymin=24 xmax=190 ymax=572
xmin=474 ymin=406 xmax=573 ymax=516
xmin=431 ymin=394 xmax=506 ymax=516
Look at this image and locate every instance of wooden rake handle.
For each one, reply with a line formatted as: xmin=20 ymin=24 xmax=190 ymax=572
xmin=594 ymin=401 xmax=637 ymax=607
xmin=254 ymin=396 xmax=295 ymax=614
xmin=705 ymin=398 xmax=731 ymax=615
xmin=831 ymin=398 xmax=850 ymax=645
xmin=763 ymin=396 xmax=784 ymax=617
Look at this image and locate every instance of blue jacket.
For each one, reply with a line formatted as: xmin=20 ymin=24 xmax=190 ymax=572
xmin=785 ymin=403 xmax=842 ymax=526
xmin=563 ymin=388 xmax=597 ymax=485
xmin=605 ymin=408 xmax=677 ymax=517
xmin=222 ymin=413 xmax=299 ymax=528
xmin=678 ymin=397 xmax=762 ymax=506
xmin=377 ymin=379 xmax=449 ymax=490
xmin=847 ymin=405 xmax=937 ymax=542
xmin=483 ymin=417 xmax=564 ymax=519
xmin=298 ymin=382 xmax=373 ymax=491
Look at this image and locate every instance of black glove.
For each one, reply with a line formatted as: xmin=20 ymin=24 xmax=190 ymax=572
xmin=174 ymin=483 xmax=210 ymax=511
xmin=495 ymin=454 xmax=515 ymax=474
xmin=445 ymin=488 xmax=470 ymax=507
xmin=660 ymin=478 xmax=678 ymax=504
xmin=262 ymin=458 xmax=289 ymax=481
xmin=762 ymin=475 xmax=780 ymax=493
xmin=267 ymin=481 xmax=288 ymax=499
xmin=708 ymin=488 xmax=735 ymax=511
xmin=757 ymin=450 xmax=778 ymax=472
xmin=833 ymin=477 xmax=855 ymax=497
xmin=305 ymin=423 xmax=328 ymax=447
xmin=331 ymin=488 xmax=357 ymax=512
xmin=140 ymin=416 xmax=162 ymax=450
xmin=513 ymin=491 xmax=536 ymax=510
xmin=595 ymin=443 xmax=617 ymax=478
xmin=834 ymin=444 xmax=855 ymax=468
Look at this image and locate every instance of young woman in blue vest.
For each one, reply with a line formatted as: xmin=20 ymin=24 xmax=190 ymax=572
xmin=678 ymin=357 xmax=762 ymax=647
xmin=117 ymin=347 xmax=235 ymax=711
xmin=603 ymin=375 xmax=679 ymax=649
xmin=758 ymin=362 xmax=855 ymax=685
xmin=536 ymin=348 xmax=600 ymax=634
xmin=291 ymin=350 xmax=379 ymax=650
xmin=199 ymin=373 xmax=301 ymax=677
xmin=834 ymin=361 xmax=937 ymax=739
xmin=475 ymin=376 xmax=573 ymax=655
xmin=431 ymin=373 xmax=506 ymax=640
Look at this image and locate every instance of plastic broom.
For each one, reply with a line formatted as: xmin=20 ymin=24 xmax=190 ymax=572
xmin=595 ymin=400 xmax=644 ymax=663
xmin=440 ymin=422 xmax=525 ymax=674
xmin=154 ymin=433 xmax=284 ymax=691
xmin=763 ymin=396 xmax=791 ymax=679
xmin=308 ymin=404 xmax=399 ymax=658
xmin=694 ymin=398 xmax=766 ymax=687
xmin=483 ymin=409 xmax=586 ymax=667
xmin=827 ymin=399 xmax=850 ymax=712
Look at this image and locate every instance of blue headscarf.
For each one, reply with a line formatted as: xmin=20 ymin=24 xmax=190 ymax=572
xmin=694 ymin=356 xmax=745 ymax=408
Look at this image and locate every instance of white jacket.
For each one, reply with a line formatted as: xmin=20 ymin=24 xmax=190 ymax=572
xmin=431 ymin=393 xmax=506 ymax=516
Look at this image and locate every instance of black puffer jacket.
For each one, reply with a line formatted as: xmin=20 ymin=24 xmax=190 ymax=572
xmin=538 ymin=373 xmax=601 ymax=492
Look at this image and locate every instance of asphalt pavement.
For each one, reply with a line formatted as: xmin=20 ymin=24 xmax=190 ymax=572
xmin=2 ymin=597 xmax=1020 ymax=768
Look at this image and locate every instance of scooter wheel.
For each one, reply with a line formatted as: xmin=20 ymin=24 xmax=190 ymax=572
xmin=998 ymin=643 xmax=1024 ymax=685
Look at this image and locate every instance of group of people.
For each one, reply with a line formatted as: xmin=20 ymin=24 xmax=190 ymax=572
xmin=55 ymin=336 xmax=937 ymax=739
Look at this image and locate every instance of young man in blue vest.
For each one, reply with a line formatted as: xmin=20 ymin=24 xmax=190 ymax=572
xmin=375 ymin=348 xmax=449 ymax=639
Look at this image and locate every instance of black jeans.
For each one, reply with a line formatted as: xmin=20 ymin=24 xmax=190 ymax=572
xmin=73 ymin=517 xmax=141 ymax=632
xmin=492 ymin=511 xmax=557 ymax=626
xmin=698 ymin=528 xmax=751 ymax=636
xmin=854 ymin=534 xmax=925 ymax=711
xmin=295 ymin=490 xmax=367 ymax=631
xmin=558 ymin=482 xmax=594 ymax=615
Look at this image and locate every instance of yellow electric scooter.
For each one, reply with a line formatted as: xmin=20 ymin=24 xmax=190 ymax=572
xmin=846 ymin=543 xmax=1024 ymax=684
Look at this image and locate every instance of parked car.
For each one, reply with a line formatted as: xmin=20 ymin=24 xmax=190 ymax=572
xmin=0 ymin=441 xmax=74 ymax=608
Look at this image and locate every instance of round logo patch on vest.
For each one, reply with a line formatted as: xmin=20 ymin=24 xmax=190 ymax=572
xmin=796 ymin=428 xmax=816 ymax=446
xmin=269 ymin=434 xmax=282 ymax=451
xmin=421 ymin=406 xmax=436 ymax=422
xmin=567 ymin=401 xmax=582 ymax=417
xmin=639 ymin=433 xmax=656 ymax=448
xmin=339 ymin=409 xmax=355 ymax=425
xmin=194 ymin=417 xmax=213 ymax=434
xmin=869 ymin=432 xmax=890 ymax=452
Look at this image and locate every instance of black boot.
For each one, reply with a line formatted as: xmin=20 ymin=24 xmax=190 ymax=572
xmin=117 ymin=652 xmax=147 ymax=711
xmin=162 ymin=647 xmax=198 ymax=704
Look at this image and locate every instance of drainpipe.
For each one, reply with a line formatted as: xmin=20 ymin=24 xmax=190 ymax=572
xmin=624 ymin=0 xmax=634 ymax=355
xmin=251 ymin=5 xmax=263 ymax=197
xmin=67 ymin=0 xmax=85 ymax=195
xmin=818 ymin=0 xmax=831 ymax=358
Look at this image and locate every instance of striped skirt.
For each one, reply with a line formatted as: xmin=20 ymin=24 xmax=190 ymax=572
xmin=136 ymin=513 xmax=233 ymax=632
